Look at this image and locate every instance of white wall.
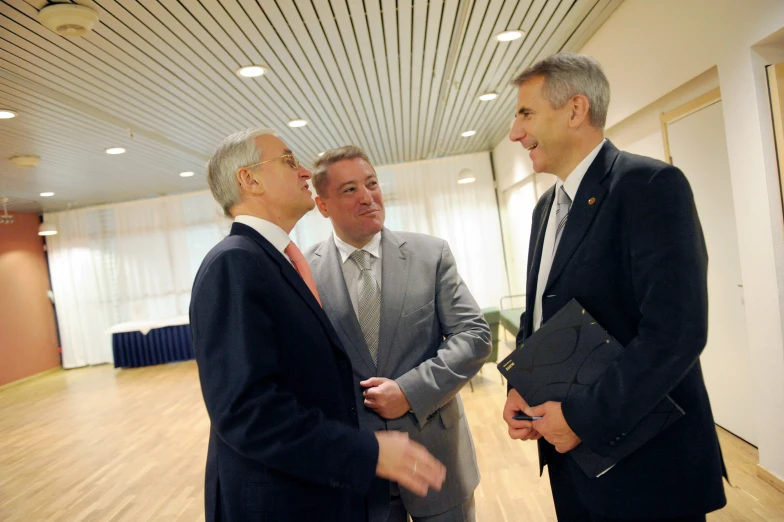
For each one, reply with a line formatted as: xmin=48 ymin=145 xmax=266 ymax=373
xmin=492 ymin=136 xmax=555 ymax=299
xmin=578 ymin=0 xmax=784 ymax=480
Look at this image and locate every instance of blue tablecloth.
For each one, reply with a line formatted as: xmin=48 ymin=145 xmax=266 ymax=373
xmin=112 ymin=324 xmax=194 ymax=368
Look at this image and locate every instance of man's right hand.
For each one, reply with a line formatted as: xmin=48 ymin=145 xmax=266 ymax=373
xmin=375 ymin=431 xmax=446 ymax=497
xmin=503 ymin=388 xmax=542 ymax=441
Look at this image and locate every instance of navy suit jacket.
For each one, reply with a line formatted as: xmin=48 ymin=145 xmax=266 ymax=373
xmin=190 ymin=222 xmax=378 ymax=522
xmin=519 ymin=141 xmax=727 ymax=519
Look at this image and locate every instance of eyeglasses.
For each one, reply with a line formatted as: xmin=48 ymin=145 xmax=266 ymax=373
xmin=245 ymin=153 xmax=300 ymax=170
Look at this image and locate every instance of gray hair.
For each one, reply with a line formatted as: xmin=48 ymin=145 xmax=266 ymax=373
xmin=513 ymin=53 xmax=610 ymax=128
xmin=206 ymin=127 xmax=277 ymax=217
xmin=311 ymin=145 xmax=371 ymax=197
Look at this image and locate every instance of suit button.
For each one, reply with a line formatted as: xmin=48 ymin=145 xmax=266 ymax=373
xmin=616 ymin=436 xmax=622 ymax=441
xmin=609 ymin=440 xmax=616 ymax=447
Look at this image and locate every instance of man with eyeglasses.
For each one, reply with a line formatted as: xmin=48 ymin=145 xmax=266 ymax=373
xmin=190 ymin=128 xmax=446 ymax=522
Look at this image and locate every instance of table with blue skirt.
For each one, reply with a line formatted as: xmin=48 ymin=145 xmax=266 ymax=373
xmin=108 ymin=316 xmax=194 ymax=369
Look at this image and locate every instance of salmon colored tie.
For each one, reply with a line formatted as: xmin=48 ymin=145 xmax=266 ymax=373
xmin=284 ymin=241 xmax=322 ymax=306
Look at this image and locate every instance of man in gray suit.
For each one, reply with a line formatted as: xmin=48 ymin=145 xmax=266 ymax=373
xmin=306 ymin=146 xmax=491 ymax=522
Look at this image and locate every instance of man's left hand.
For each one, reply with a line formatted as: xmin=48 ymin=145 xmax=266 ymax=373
xmin=361 ymin=377 xmax=412 ymax=419
xmin=526 ymin=401 xmax=581 ymax=453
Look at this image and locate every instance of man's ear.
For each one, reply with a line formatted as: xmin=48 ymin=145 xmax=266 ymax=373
xmin=315 ymin=195 xmax=329 ymax=218
xmin=237 ymin=167 xmax=264 ymax=195
xmin=568 ymin=94 xmax=591 ymax=128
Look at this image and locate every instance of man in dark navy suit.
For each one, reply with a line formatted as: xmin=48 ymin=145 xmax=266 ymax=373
xmin=190 ymin=128 xmax=445 ymax=522
xmin=500 ymin=54 xmax=727 ymax=521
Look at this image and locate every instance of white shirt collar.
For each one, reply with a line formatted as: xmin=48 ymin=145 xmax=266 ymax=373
xmin=333 ymin=232 xmax=382 ymax=264
xmin=559 ymin=138 xmax=606 ymax=202
xmin=234 ymin=215 xmax=291 ymax=255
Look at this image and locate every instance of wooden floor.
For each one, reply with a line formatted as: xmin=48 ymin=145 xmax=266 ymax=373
xmin=1 ymin=351 xmax=783 ymax=521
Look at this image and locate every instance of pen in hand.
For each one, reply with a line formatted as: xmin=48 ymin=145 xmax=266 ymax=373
xmin=513 ymin=413 xmax=543 ymax=421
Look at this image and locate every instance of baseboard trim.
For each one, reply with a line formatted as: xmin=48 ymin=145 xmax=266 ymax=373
xmin=757 ymin=464 xmax=784 ymax=495
xmin=0 ymin=367 xmax=61 ymax=392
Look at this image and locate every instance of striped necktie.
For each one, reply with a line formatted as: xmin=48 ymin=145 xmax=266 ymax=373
xmin=552 ymin=186 xmax=572 ymax=258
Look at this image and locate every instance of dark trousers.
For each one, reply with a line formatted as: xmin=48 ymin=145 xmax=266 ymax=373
xmin=545 ymin=445 xmax=706 ymax=522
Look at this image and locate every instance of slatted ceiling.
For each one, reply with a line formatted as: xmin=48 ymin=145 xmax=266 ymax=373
xmin=2 ymin=2 xmax=206 ymax=143
xmin=447 ymin=0 xmax=589 ymax=154
xmin=352 ymin=0 xmax=395 ymax=163
xmin=0 ymin=0 xmax=621 ymax=213
xmin=482 ymin=0 xmax=618 ymax=148
xmin=0 ymin=6 xmax=222 ymax=152
xmin=331 ymin=0 xmax=388 ymax=163
xmin=443 ymin=0 xmax=529 ymax=150
xmin=440 ymin=0 xmax=558 ymax=155
xmin=0 ymin=75 xmax=203 ymax=167
xmin=293 ymin=0 xmax=366 ymax=151
xmin=430 ymin=0 xmax=492 ymax=154
xmin=260 ymin=1 xmax=351 ymax=148
xmin=436 ymin=0 xmax=507 ymax=155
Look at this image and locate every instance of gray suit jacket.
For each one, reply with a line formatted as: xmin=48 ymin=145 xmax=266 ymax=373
xmin=307 ymin=229 xmax=491 ymax=520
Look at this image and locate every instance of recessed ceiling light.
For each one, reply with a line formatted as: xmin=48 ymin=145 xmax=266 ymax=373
xmin=237 ymin=65 xmax=267 ymax=78
xmin=179 ymin=171 xmax=195 ymax=177
xmin=461 ymin=130 xmax=477 ymax=137
xmin=40 ymin=192 xmax=55 ymax=197
xmin=288 ymin=119 xmax=308 ymax=128
xmin=318 ymin=152 xmax=325 ymax=157
xmin=496 ymin=30 xmax=524 ymax=42
xmin=0 ymin=110 xmax=16 ymax=119
xmin=458 ymin=169 xmax=476 ymax=184
xmin=478 ymin=92 xmax=498 ymax=101
xmin=105 ymin=147 xmax=126 ymax=155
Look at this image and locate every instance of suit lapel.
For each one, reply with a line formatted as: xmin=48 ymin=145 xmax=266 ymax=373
xmin=526 ymin=186 xmax=555 ymax=335
xmin=310 ymin=236 xmax=377 ymax=375
xmin=544 ymin=141 xmax=619 ymax=292
xmin=230 ymin=223 xmax=347 ymax=356
xmin=376 ymin=229 xmax=409 ymax=376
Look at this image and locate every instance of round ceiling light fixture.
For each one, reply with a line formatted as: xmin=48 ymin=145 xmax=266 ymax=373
xmin=38 ymin=222 xmax=58 ymax=236
xmin=461 ymin=130 xmax=477 ymax=137
xmin=478 ymin=92 xmax=498 ymax=101
xmin=457 ymin=169 xmax=476 ymax=185
xmin=10 ymin=155 xmax=41 ymax=168
xmin=39 ymin=3 xmax=100 ymax=37
xmin=288 ymin=119 xmax=308 ymax=128
xmin=0 ymin=110 xmax=16 ymax=119
xmin=179 ymin=171 xmax=195 ymax=177
xmin=105 ymin=147 xmax=126 ymax=155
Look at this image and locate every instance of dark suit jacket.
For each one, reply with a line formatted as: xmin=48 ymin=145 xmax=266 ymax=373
xmin=518 ymin=141 xmax=727 ymax=519
xmin=190 ymin=222 xmax=379 ymax=522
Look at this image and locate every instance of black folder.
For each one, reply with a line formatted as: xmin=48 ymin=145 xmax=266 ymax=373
xmin=497 ymin=299 xmax=684 ymax=478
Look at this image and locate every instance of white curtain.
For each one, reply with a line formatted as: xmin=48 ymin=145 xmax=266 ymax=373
xmin=45 ymin=192 xmax=230 ymax=368
xmin=375 ymin=152 xmax=509 ymax=309
xmin=46 ymin=152 xmax=509 ymax=367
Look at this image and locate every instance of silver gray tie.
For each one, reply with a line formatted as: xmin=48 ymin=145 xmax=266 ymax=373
xmin=552 ymin=186 xmax=572 ymax=258
xmin=349 ymin=249 xmax=380 ymax=366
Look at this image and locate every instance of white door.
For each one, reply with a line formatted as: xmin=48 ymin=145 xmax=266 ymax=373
xmin=667 ymin=101 xmax=756 ymax=444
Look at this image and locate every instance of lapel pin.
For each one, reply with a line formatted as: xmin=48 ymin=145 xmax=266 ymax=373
xmin=588 ymin=197 xmax=596 ymax=205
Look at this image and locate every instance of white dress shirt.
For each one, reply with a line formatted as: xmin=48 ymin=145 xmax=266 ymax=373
xmin=234 ymin=215 xmax=293 ymax=262
xmin=533 ymin=139 xmax=606 ymax=332
xmin=333 ymin=232 xmax=382 ymax=318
